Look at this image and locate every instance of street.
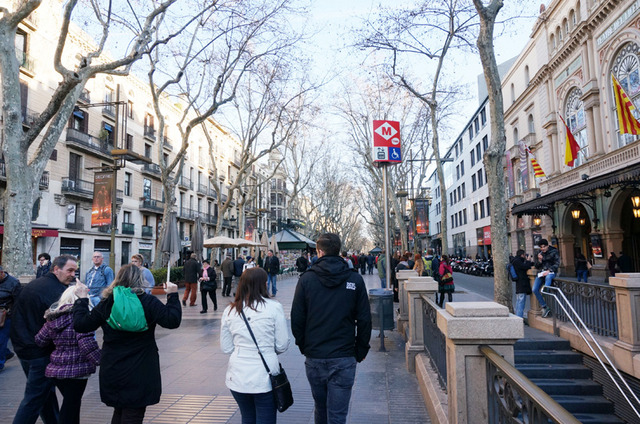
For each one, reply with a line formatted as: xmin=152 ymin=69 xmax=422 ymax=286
xmin=451 ymin=271 xmax=532 ymax=316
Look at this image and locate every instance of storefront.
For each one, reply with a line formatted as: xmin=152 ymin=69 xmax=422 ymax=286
xmin=0 ymin=225 xmax=59 ymax=264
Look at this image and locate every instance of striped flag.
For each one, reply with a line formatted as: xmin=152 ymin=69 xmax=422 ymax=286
xmin=558 ymin=113 xmax=580 ymax=167
xmin=525 ymin=146 xmax=546 ymax=178
xmin=611 ymin=73 xmax=640 ymax=135
xmin=518 ymin=140 xmax=527 ymax=172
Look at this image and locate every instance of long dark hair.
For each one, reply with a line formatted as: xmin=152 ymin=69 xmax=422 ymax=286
xmin=230 ymin=267 xmax=270 ymax=315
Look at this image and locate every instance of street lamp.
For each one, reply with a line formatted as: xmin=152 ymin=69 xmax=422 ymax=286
xmin=571 ymin=208 xmax=581 ymax=220
xmin=532 ymin=216 xmax=542 ymax=227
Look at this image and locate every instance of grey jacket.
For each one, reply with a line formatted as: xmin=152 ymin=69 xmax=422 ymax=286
xmin=535 ymin=246 xmax=560 ymax=274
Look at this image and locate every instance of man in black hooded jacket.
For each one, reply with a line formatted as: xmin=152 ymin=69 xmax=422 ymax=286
xmin=291 ymin=233 xmax=371 ymax=424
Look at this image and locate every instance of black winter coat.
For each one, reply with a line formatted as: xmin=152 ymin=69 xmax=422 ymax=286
xmin=0 ymin=272 xmax=21 ymax=311
xmin=183 ymin=258 xmax=201 ymax=284
xmin=511 ymin=256 xmax=534 ymax=294
xmin=73 ymin=292 xmax=181 ymax=408
xmin=10 ymin=273 xmax=66 ymax=359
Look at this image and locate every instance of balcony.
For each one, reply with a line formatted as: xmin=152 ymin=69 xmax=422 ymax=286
xmin=65 ymin=128 xmax=113 ymax=160
xmin=121 ymin=222 xmax=135 ymax=235
xmin=0 ymin=164 xmax=48 ymax=190
xmin=97 ymin=225 xmax=116 ymax=234
xmin=61 ymin=178 xmax=94 ymax=200
xmin=78 ymin=90 xmax=91 ymax=103
xmin=144 ymin=126 xmax=156 ymax=141
xmin=102 ymin=105 xmax=116 ymax=119
xmin=207 ymin=187 xmax=217 ymax=199
xmin=140 ymin=198 xmax=164 ymax=213
xmin=523 ymin=132 xmax=537 ymax=146
xmin=141 ymin=225 xmax=154 ymax=238
xmin=178 ymin=176 xmax=193 ymax=191
xmin=162 ymin=136 xmax=173 ymax=151
xmin=65 ymin=217 xmax=84 ymax=231
xmin=177 ymin=207 xmax=197 ymax=221
xmin=141 ymin=163 xmax=162 ymax=179
xmin=197 ymin=183 xmax=208 ymax=195
xmin=21 ymin=108 xmax=38 ymax=127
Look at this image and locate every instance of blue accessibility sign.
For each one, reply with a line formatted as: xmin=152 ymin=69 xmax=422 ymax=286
xmin=388 ymin=147 xmax=401 ymax=162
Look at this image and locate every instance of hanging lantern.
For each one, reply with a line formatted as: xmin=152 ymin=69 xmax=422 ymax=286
xmin=632 ymin=193 xmax=640 ymax=209
xmin=571 ymin=209 xmax=581 ymax=219
xmin=532 ymin=216 xmax=542 ymax=227
xmin=579 ymin=218 xmax=586 ymax=226
xmin=633 ymin=209 xmax=640 ymax=219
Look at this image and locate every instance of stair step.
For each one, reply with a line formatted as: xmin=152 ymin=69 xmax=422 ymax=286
xmin=517 ymin=364 xmax=592 ymax=379
xmin=529 ymin=378 xmax=603 ymax=396
xmin=573 ymin=413 xmax=626 ymax=423
xmin=514 ymin=338 xmax=571 ymax=351
xmin=551 ymin=395 xmax=615 ymax=414
xmin=515 ymin=350 xmax=583 ymax=364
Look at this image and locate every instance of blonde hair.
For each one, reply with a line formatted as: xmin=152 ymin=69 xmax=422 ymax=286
xmin=102 ymin=264 xmax=145 ymax=298
xmin=413 ymin=254 xmax=424 ymax=274
xmin=49 ymin=286 xmax=78 ymax=314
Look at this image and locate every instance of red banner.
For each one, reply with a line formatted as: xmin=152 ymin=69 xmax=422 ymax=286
xmin=91 ymin=172 xmax=113 ymax=227
xmin=483 ymin=226 xmax=492 ymax=245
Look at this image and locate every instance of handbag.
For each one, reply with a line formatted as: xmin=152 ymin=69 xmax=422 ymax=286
xmin=0 ymin=307 xmax=7 ymax=328
xmin=240 ymin=309 xmax=293 ymax=413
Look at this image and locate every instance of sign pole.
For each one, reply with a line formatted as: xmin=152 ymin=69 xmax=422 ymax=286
xmin=382 ymin=164 xmax=392 ymax=294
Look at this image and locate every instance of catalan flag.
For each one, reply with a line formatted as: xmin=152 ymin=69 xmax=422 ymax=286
xmin=612 ymin=73 xmax=640 ymax=135
xmin=525 ymin=146 xmax=546 ymax=178
xmin=558 ymin=113 xmax=580 ymax=167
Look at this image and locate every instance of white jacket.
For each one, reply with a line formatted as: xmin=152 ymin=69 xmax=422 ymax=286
xmin=220 ymin=298 xmax=290 ymax=393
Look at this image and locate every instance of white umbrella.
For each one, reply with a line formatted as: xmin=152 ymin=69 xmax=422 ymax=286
xmin=270 ymin=234 xmax=279 ymax=254
xmin=160 ymin=212 xmax=180 ymax=284
xmin=203 ymin=235 xmax=242 ymax=248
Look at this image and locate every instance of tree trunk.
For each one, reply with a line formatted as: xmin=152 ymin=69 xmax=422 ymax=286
xmin=473 ymin=0 xmax=511 ymax=309
xmin=431 ymin=105 xmax=448 ymax=256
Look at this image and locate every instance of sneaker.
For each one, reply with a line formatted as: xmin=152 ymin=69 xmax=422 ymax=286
xmin=542 ymin=306 xmax=552 ymax=318
xmin=182 ymin=299 xmax=186 ymax=306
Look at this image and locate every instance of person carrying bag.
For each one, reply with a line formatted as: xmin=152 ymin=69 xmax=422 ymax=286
xmin=437 ymin=255 xmax=455 ymax=308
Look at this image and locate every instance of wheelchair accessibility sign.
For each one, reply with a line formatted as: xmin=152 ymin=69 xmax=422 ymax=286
xmin=372 ymin=120 xmax=402 ymax=164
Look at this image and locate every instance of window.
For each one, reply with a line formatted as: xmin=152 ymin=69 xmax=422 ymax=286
xmin=528 ymin=114 xmax=535 ymax=134
xmin=570 ymin=10 xmax=576 ymax=27
xmin=612 ymin=43 xmax=640 ymax=147
xmin=473 ymin=203 xmax=478 ymax=220
xmin=125 ymin=133 xmax=133 ymax=151
xmin=478 ymin=169 xmax=484 ymax=187
xmin=70 ymin=109 xmax=88 ymax=133
xmin=471 ymin=150 xmax=475 ymax=166
xmin=525 ymin=66 xmax=530 ymax=85
xmin=550 ymin=34 xmax=556 ymax=50
xmin=468 ymin=126 xmax=473 ymax=140
xmin=565 ymin=87 xmax=589 ymax=165
xmin=450 ymin=192 xmax=453 ymax=205
xmin=480 ymin=199 xmax=485 ymax=218
xmin=460 ymin=160 xmax=465 ymax=176
xmin=461 ymin=183 xmax=466 ymax=198
xmin=463 ymin=209 xmax=468 ymax=225
xmin=124 ymin=172 xmax=131 ymax=196
xmin=144 ymin=144 xmax=152 ymax=158
xmin=143 ymin=179 xmax=151 ymax=200
xmin=482 ymin=135 xmax=489 ymax=152
xmin=472 ymin=174 xmax=477 ymax=191
xmin=455 ymin=144 xmax=459 ymax=157
xmin=556 ymin=26 xmax=562 ymax=43
xmin=451 ymin=215 xmax=455 ymax=228
xmin=563 ymin=19 xmax=569 ymax=37
xmin=510 ymin=83 xmax=515 ymax=104
xmin=476 ymin=144 xmax=481 ymax=162
xmin=486 ymin=197 xmax=491 ymax=215
xmin=480 ymin=107 xmax=487 ymax=126
xmin=101 ymin=122 xmax=114 ymax=145
xmin=127 ymin=101 xmax=134 ymax=119
xmin=456 ymin=165 xmax=460 ymax=179
xmin=474 ymin=117 xmax=479 ymax=133
xmin=457 ymin=186 xmax=461 ymax=201
xmin=123 ymin=211 xmax=131 ymax=223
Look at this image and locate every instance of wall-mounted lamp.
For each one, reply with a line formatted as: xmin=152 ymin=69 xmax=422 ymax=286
xmin=571 ymin=209 xmax=581 ymax=219
xmin=579 ymin=218 xmax=586 ymax=226
xmin=532 ymin=216 xmax=542 ymax=227
xmin=581 ymin=174 xmax=590 ymax=181
xmin=633 ymin=209 xmax=640 ymax=219
xmin=631 ymin=192 xmax=640 ymax=209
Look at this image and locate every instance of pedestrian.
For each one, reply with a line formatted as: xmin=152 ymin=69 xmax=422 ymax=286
xmin=437 ymin=255 xmax=455 ymax=307
xmin=575 ymin=252 xmax=589 ymax=282
xmin=36 ymin=253 xmax=51 ymax=278
xmin=291 ymin=233 xmax=372 ymax=424
xmin=73 ymin=264 xmax=181 ymax=424
xmin=391 ymin=252 xmax=400 ymax=302
xmin=533 ymin=239 xmax=560 ymax=318
xmin=85 ymin=251 xmax=115 ymax=307
xmin=367 ymin=253 xmax=375 ymax=275
xmin=243 ymin=256 xmax=256 ymax=272
xmin=233 ymin=255 xmax=245 ymax=296
xmin=35 ymin=286 xmax=101 ymax=424
xmin=0 ymin=265 xmax=21 ymax=372
xmin=10 ymin=254 xmax=79 ymax=424
xmin=413 ymin=253 xmax=427 ymax=276
xmin=618 ymin=251 xmax=633 ymax=273
xmin=511 ymin=250 xmax=534 ymax=319
xmin=358 ymin=252 xmax=367 ymax=275
xmin=220 ymin=267 xmax=290 ymax=424
xmin=199 ymin=260 xmax=217 ymax=313
xmin=131 ymin=254 xmax=155 ymax=294
xmin=377 ymin=251 xmax=386 ymax=288
xmin=182 ymin=253 xmax=201 ymax=307
xmin=221 ymin=255 xmax=234 ymax=297
xmin=608 ymin=252 xmax=618 ymax=277
xmin=263 ymin=250 xmax=280 ymax=297
xmin=341 ymin=251 xmax=354 ymax=269
xmin=406 ymin=251 xmax=415 ymax=269
xmin=395 ymin=253 xmax=410 ymax=271
xmin=296 ymin=253 xmax=309 ymax=274
xmin=309 ymin=252 xmax=318 ymax=267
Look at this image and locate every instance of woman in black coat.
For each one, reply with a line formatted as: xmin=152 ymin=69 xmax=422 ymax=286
xmin=512 ymin=250 xmax=534 ymax=319
xmin=73 ymin=264 xmax=181 ymax=424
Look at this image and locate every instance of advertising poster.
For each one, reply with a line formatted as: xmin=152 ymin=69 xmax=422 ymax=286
xmin=245 ymin=217 xmax=256 ymax=240
xmin=414 ymin=199 xmax=429 ymax=235
xmin=590 ymin=234 xmax=603 ymax=258
xmin=91 ymin=172 xmax=113 ymax=227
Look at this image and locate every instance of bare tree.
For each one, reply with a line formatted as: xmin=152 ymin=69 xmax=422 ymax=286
xmin=359 ymin=0 xmax=477 ymax=255
xmin=0 ymin=0 xmax=192 ymax=276
xmin=472 ymin=0 xmax=511 ymax=308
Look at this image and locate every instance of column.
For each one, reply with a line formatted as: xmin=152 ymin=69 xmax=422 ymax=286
xmin=585 ymin=106 xmax=598 ymax=157
xmin=592 ymin=103 xmax=604 ymax=155
xmin=405 ymin=276 xmax=438 ymax=372
xmin=397 ymin=269 xmax=418 ymax=337
xmin=438 ymin=302 xmax=523 ymax=423
xmin=610 ymin=273 xmax=640 ymax=352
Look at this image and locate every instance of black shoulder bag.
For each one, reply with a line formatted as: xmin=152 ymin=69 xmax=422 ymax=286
xmin=240 ymin=309 xmax=293 ymax=413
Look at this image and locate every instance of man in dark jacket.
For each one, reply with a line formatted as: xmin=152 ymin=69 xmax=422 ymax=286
xmin=366 ymin=253 xmax=375 ymax=274
xmin=296 ymin=253 xmax=308 ymax=274
xmin=0 ymin=266 xmax=21 ymax=371
xmin=221 ymin=255 xmax=234 ymax=297
xmin=10 ymin=255 xmax=78 ymax=424
xmin=291 ymin=233 xmax=372 ymax=424
xmin=35 ymin=253 xmax=51 ymax=278
xmin=618 ymin=251 xmax=633 ymax=273
xmin=512 ymin=250 xmax=534 ymax=319
xmin=232 ymin=255 xmax=245 ymax=296
xmin=263 ymin=250 xmax=280 ymax=296
xmin=533 ymin=239 xmax=560 ymax=318
xmin=182 ymin=253 xmax=201 ymax=307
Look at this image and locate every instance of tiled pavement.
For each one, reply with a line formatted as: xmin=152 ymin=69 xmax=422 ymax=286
xmin=0 ymin=272 xmax=430 ymax=423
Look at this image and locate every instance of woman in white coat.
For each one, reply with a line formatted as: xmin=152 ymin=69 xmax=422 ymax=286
xmin=220 ymin=267 xmax=289 ymax=424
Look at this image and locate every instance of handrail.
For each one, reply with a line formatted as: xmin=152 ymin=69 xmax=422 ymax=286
xmin=542 ymin=285 xmax=640 ymax=419
xmin=480 ymin=345 xmax=581 ymax=424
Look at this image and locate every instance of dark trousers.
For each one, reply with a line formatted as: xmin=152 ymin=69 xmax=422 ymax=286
xmin=230 ymin=390 xmax=276 ymax=424
xmin=305 ymin=357 xmax=357 ymax=424
xmin=13 ymin=356 xmax=59 ymax=424
xmin=111 ymin=406 xmax=146 ymax=424
xmin=201 ymin=289 xmax=217 ymax=311
xmin=54 ymin=378 xmax=88 ymax=424
xmin=223 ymin=277 xmax=233 ymax=296
xmin=436 ymin=292 xmax=453 ymax=307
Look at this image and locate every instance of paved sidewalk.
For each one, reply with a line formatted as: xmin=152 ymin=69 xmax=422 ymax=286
xmin=0 ymin=272 xmax=430 ymax=423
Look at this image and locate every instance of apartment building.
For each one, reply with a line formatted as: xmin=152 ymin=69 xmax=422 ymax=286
xmin=503 ymin=0 xmax=640 ymax=277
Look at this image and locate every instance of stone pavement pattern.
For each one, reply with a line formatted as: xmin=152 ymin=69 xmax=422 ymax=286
xmin=0 ymin=272 xmax=430 ymax=423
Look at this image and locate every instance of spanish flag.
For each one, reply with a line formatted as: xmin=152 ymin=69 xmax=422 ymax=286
xmin=526 ymin=146 xmax=546 ymax=178
xmin=612 ymin=73 xmax=640 ymax=135
xmin=558 ymin=113 xmax=580 ymax=167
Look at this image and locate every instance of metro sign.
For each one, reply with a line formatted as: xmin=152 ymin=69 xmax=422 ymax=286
xmin=372 ymin=120 xmax=401 ymax=164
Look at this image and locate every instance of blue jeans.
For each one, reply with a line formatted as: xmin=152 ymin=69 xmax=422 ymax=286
xmin=380 ymin=277 xmax=386 ymax=288
xmin=267 ymin=274 xmax=277 ymax=296
xmin=515 ymin=293 xmax=527 ymax=318
xmin=305 ymin=357 xmax=357 ymax=424
xmin=577 ymin=269 xmax=588 ymax=282
xmin=0 ymin=316 xmax=11 ymax=369
xmin=533 ymin=272 xmax=555 ymax=308
xmin=13 ymin=356 xmax=59 ymax=424
xmin=230 ymin=390 xmax=276 ymax=424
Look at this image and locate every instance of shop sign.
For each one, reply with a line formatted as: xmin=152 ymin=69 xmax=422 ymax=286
xmin=483 ymin=226 xmax=492 ymax=245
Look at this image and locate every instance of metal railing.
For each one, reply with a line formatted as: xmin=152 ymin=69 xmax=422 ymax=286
xmin=542 ymin=285 xmax=640 ymax=419
xmin=140 ymin=198 xmax=164 ymax=213
xmin=178 ymin=176 xmax=193 ymax=190
xmin=121 ymin=222 xmax=135 ymax=235
xmin=144 ymin=126 xmax=156 ymax=140
xmin=16 ymin=50 xmax=35 ymax=72
xmin=141 ymin=225 xmax=153 ymax=238
xmin=421 ymin=294 xmax=447 ymax=389
xmin=65 ymin=128 xmax=111 ymax=156
xmin=102 ymin=105 xmax=116 ymax=117
xmin=481 ymin=345 xmax=581 ymax=424
xmin=550 ymin=279 xmax=618 ymax=338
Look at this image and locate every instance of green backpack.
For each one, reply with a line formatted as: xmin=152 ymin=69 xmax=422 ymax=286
xmin=107 ymin=286 xmax=148 ymax=332
xmin=423 ymin=257 xmax=433 ymax=274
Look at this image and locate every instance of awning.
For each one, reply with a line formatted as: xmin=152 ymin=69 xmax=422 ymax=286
xmin=273 ymin=229 xmax=316 ymax=250
xmin=511 ymin=162 xmax=640 ymax=216
xmin=0 ymin=225 xmax=59 ymax=237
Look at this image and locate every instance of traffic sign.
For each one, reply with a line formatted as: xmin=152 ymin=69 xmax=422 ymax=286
xmin=372 ymin=120 xmax=401 ymax=164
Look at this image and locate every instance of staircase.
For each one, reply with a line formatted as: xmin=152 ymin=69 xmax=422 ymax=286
xmin=514 ymin=338 xmax=625 ymax=423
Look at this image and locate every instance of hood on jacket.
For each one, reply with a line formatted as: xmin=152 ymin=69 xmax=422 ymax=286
xmin=44 ymin=304 xmax=74 ymax=328
xmin=308 ymin=256 xmax=355 ymax=288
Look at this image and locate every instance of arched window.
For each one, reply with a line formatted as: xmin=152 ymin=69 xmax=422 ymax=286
xmin=513 ymin=127 xmax=519 ymax=143
xmin=562 ymin=19 xmax=569 ymax=37
xmin=569 ymin=10 xmax=576 ymax=28
xmin=611 ymin=42 xmax=640 ymax=147
xmin=510 ymin=83 xmax=515 ymax=104
xmin=556 ymin=27 xmax=562 ymax=43
xmin=550 ymin=34 xmax=556 ymax=50
xmin=525 ymin=66 xmax=530 ymax=85
xmin=528 ymin=114 xmax=535 ymax=134
xmin=565 ymin=88 xmax=589 ymax=167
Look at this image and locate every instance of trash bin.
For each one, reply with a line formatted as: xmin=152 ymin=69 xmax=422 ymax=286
xmin=369 ymin=288 xmax=394 ymax=331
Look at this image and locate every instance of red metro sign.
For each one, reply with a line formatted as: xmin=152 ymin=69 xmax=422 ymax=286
xmin=372 ymin=120 xmax=402 ymax=164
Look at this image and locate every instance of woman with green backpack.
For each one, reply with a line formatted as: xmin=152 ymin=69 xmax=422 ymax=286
xmin=73 ymin=264 xmax=181 ymax=424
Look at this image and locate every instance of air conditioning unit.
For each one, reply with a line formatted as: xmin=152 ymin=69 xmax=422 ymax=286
xmin=62 ymin=179 xmax=76 ymax=190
